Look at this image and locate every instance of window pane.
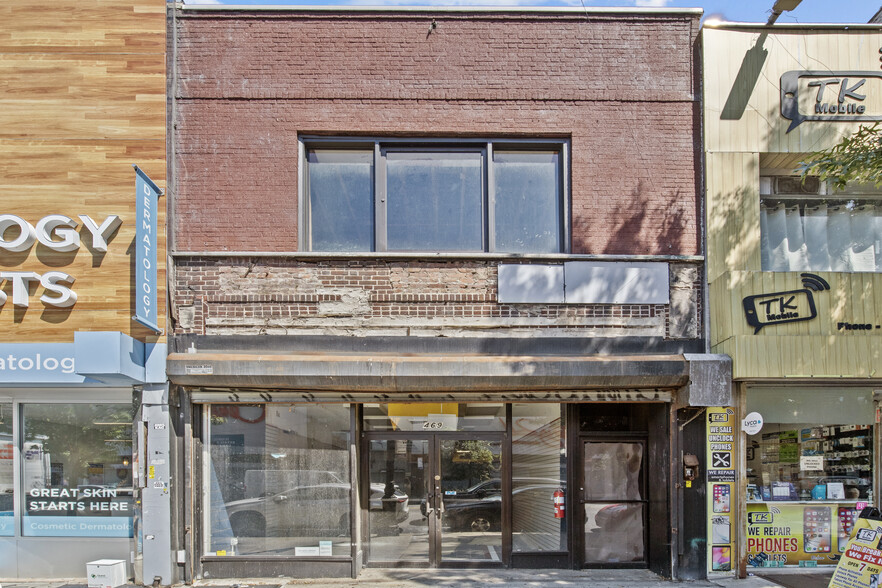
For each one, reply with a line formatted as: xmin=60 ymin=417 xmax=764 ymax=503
xmin=584 ymin=442 xmax=643 ymax=501
xmin=207 ymin=404 xmax=351 ymax=556
xmin=760 ymin=197 xmax=881 ymax=272
xmin=747 ymin=387 xmax=874 ymax=425
xmin=308 ymin=150 xmax=373 ymax=251
xmin=0 ymin=403 xmax=11 ymax=536
xmin=746 ymin=389 xmax=874 ymax=505
xmin=367 ymin=439 xmax=428 ymax=563
xmin=439 ymin=438 xmax=502 ymax=562
xmin=494 ymin=151 xmax=561 ymax=253
xmin=22 ymin=403 xmax=134 ymax=537
xmin=511 ymin=404 xmax=566 ymax=553
xmin=584 ymin=503 xmax=645 ymax=563
xmin=363 ymin=403 xmax=505 ymax=432
xmin=386 ymin=151 xmax=483 ymax=251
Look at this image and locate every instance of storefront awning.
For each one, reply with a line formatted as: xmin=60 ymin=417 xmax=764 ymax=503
xmin=167 ymin=351 xmax=691 ymax=397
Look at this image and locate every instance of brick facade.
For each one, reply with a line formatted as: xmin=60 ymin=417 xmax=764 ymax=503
xmin=171 ymin=9 xmax=703 ymax=340
xmin=172 ymin=257 xmax=701 ymax=338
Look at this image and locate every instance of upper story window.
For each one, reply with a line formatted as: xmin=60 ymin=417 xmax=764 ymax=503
xmin=302 ymin=138 xmax=569 ymax=253
xmin=760 ymin=176 xmax=882 ymax=272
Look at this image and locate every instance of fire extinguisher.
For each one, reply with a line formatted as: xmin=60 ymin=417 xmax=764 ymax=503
xmin=553 ymin=488 xmax=565 ymax=519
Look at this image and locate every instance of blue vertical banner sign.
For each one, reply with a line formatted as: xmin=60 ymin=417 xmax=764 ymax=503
xmin=133 ymin=165 xmax=162 ymax=333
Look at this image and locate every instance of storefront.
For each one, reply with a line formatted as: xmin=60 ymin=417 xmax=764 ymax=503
xmin=0 ymin=337 xmax=166 ymax=579
xmin=1 ymin=0 xmax=168 ymax=580
xmin=192 ymin=399 xmax=667 ymax=571
xmin=168 ymin=4 xmax=723 ymax=580
xmin=703 ymin=23 xmax=882 ymax=578
xmin=743 ymin=387 xmax=875 ymax=568
xmin=167 ymin=339 xmax=729 ymax=579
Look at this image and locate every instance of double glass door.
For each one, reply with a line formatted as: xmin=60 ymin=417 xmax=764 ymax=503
xmin=365 ymin=433 xmax=503 ymax=566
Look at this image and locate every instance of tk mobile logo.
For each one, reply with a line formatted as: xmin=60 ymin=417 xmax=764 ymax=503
xmin=708 ymin=409 xmax=733 ymax=423
xmin=748 ymin=512 xmax=773 ymax=525
xmin=742 ymin=273 xmax=829 ymax=334
xmin=781 ymin=71 xmax=882 ymax=133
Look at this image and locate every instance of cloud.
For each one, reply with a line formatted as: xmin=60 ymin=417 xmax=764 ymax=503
xmin=634 ymin=0 xmax=672 ymax=6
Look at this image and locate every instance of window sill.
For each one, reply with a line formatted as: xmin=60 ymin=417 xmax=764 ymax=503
xmin=170 ymin=251 xmax=704 ymax=262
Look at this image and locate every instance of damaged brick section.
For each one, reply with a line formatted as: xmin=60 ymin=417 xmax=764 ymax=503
xmin=172 ymin=258 xmax=702 ymax=339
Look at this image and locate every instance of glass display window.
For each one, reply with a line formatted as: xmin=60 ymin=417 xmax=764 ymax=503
xmin=0 ymin=402 xmax=11 ymax=537
xmin=511 ymin=403 xmax=567 ymax=553
xmin=745 ymin=387 xmax=875 ymax=568
xmin=21 ymin=403 xmax=135 ymax=538
xmin=746 ymin=388 xmax=874 ymax=503
xmin=205 ymin=403 xmax=351 ymax=557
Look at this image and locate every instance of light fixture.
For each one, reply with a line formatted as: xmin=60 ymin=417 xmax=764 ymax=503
xmin=772 ymin=0 xmax=802 ymax=10
xmin=767 ymin=0 xmax=803 ymax=25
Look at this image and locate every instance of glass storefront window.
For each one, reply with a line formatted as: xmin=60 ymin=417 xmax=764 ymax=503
xmin=745 ymin=388 xmax=875 ymax=568
xmin=206 ymin=403 xmax=351 ymax=557
xmin=746 ymin=388 xmax=874 ymax=502
xmin=0 ymin=402 xmax=11 ymax=536
xmin=364 ymin=403 xmax=505 ymax=432
xmin=511 ymin=403 xmax=566 ymax=553
xmin=21 ymin=403 xmax=134 ymax=537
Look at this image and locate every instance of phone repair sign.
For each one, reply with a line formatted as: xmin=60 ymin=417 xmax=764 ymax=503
xmin=707 ymin=407 xmax=736 ymax=573
xmin=830 ymin=513 xmax=882 ymax=588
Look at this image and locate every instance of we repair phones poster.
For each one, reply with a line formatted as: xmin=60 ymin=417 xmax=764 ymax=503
xmin=707 ymin=408 xmax=736 ymax=573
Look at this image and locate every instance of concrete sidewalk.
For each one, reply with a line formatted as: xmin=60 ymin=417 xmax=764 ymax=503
xmin=0 ymin=569 xmax=802 ymax=588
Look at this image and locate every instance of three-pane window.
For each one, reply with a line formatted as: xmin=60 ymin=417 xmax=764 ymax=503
xmin=760 ymin=177 xmax=882 ymax=272
xmin=303 ymin=139 xmax=568 ymax=253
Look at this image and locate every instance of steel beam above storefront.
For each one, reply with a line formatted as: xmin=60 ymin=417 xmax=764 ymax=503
xmin=168 ymin=351 xmax=691 ymax=392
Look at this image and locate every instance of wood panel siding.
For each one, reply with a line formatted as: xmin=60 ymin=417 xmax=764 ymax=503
xmin=704 ymin=27 xmax=882 ymax=380
xmin=0 ymin=0 xmax=166 ymax=343
xmin=710 ymin=272 xmax=882 ymax=378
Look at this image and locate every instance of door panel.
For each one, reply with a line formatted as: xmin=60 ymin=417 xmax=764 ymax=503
xmin=583 ymin=442 xmax=644 ymax=502
xmin=366 ymin=438 xmax=430 ymax=564
xmin=438 ymin=438 xmax=503 ymax=563
xmin=582 ymin=440 xmax=647 ymax=565
xmin=365 ymin=434 xmax=503 ymax=567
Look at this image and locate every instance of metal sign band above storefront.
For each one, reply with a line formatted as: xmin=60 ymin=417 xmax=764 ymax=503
xmin=187 ymin=388 xmax=674 ymax=403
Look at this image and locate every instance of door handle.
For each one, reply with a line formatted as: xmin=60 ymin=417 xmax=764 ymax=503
xmin=436 ymin=495 xmax=445 ymax=519
xmin=425 ymin=493 xmax=434 ymax=516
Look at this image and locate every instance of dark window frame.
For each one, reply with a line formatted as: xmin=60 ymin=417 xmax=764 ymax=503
xmin=300 ymin=136 xmax=571 ymax=254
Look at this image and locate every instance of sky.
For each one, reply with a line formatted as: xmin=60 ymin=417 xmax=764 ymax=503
xmin=184 ymin=0 xmax=882 ymax=24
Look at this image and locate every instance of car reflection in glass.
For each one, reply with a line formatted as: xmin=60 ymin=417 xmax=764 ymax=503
xmin=224 ymin=482 xmax=408 ymax=537
xmin=420 ymin=480 xmax=566 ymax=533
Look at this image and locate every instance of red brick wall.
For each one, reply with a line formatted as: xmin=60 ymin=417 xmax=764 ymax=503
xmin=172 ymin=10 xmax=701 ymax=255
